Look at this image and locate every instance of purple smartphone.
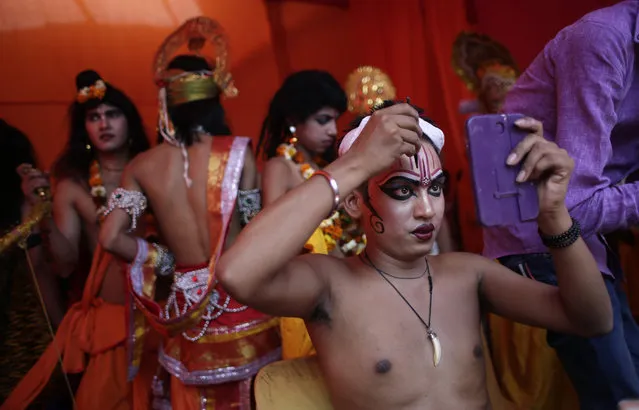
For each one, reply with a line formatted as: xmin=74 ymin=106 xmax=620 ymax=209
xmin=465 ymin=113 xmax=539 ymax=227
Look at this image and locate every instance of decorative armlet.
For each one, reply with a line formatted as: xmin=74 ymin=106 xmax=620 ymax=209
xmin=134 ymin=238 xmax=175 ymax=277
xmin=103 ymin=188 xmax=148 ymax=232
xmin=238 ymin=188 xmax=261 ymax=226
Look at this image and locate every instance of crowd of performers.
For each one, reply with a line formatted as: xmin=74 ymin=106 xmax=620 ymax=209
xmin=2 ymin=2 xmax=639 ymax=409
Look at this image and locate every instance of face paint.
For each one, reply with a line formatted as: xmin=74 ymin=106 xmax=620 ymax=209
xmin=362 ymin=142 xmax=446 ymax=249
xmin=376 ymin=143 xmax=444 ymax=197
xmin=417 ymin=144 xmax=443 ymax=187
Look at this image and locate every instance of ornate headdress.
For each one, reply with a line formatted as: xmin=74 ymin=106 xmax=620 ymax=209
xmin=452 ymin=32 xmax=519 ymax=113
xmin=345 ymin=66 xmax=397 ymax=115
xmin=153 ymin=16 xmax=238 ymax=186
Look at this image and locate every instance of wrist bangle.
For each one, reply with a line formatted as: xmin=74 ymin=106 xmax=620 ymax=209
xmin=145 ymin=243 xmax=175 ymax=276
xmin=539 ymin=217 xmax=581 ymax=249
xmin=312 ymin=170 xmax=340 ymax=217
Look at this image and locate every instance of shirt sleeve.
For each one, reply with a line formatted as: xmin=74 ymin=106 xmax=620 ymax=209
xmin=508 ymin=22 xmax=638 ymax=236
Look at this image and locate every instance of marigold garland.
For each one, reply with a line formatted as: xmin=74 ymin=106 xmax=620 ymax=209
xmin=89 ymin=160 xmax=108 ymax=222
xmin=276 ymin=139 xmax=366 ymax=255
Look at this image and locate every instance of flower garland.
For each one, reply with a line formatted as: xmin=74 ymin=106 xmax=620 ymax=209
xmin=276 ymin=139 xmax=366 ymax=255
xmin=89 ymin=160 xmax=108 ymax=222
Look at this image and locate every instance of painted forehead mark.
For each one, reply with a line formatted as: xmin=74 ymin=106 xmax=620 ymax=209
xmin=418 ymin=145 xmax=443 ymax=186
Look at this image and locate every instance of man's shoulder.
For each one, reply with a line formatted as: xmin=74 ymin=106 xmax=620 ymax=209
xmin=434 ymin=252 xmax=488 ymax=280
xmin=550 ymin=2 xmax=635 ymax=53
xmin=264 ymin=156 xmax=295 ymax=175
xmin=55 ymin=176 xmax=85 ymax=195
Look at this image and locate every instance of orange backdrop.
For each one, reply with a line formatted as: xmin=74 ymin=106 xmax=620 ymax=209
xmin=0 ymin=0 xmax=619 ymax=251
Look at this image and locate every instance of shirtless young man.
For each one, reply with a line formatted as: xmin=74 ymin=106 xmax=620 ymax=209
xmin=99 ymin=44 xmax=281 ymax=407
xmin=217 ymin=102 xmax=613 ymax=409
xmin=4 ymin=70 xmax=151 ymax=410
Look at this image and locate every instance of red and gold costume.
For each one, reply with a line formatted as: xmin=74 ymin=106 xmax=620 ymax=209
xmin=127 ymin=137 xmax=280 ymax=409
xmin=124 ymin=17 xmax=280 ymax=409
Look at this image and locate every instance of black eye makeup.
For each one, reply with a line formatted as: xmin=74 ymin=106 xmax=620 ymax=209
xmin=379 ymin=176 xmax=418 ymax=201
xmin=379 ymin=175 xmax=447 ymax=201
xmin=315 ymin=114 xmax=334 ymax=125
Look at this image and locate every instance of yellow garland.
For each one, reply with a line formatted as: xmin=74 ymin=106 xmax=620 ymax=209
xmin=276 ymin=141 xmax=366 ymax=255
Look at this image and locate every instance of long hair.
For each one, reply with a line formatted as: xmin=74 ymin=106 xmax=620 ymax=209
xmin=52 ymin=70 xmax=150 ymax=182
xmin=159 ymin=55 xmax=231 ymax=147
xmin=256 ymin=70 xmax=347 ymax=162
xmin=0 ymin=120 xmax=38 ymax=231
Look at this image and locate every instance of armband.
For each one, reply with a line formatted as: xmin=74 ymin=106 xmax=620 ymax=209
xmin=103 ymin=188 xmax=147 ymax=231
xmin=238 ymin=188 xmax=261 ymax=226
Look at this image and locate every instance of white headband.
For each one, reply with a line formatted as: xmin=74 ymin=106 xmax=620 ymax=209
xmin=338 ymin=116 xmax=445 ymax=157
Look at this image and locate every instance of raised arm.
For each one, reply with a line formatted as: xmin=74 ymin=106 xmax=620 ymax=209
xmin=506 ymin=23 xmax=636 ymax=235
xmin=217 ymin=104 xmax=422 ymax=318
xmin=479 ymin=119 xmax=612 ymax=336
xmin=18 ymin=164 xmax=82 ymax=276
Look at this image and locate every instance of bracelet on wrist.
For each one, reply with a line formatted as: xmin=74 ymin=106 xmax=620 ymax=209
xmin=539 ymin=217 xmax=581 ymax=249
xmin=144 ymin=243 xmax=175 ymax=276
xmin=312 ymin=170 xmax=340 ymax=218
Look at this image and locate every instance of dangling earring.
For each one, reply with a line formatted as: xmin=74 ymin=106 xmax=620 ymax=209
xmin=86 ymin=143 xmax=92 ymax=151
xmin=288 ymin=125 xmax=298 ymax=145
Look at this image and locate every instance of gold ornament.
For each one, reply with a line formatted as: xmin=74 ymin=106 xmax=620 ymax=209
xmin=345 ymin=66 xmax=396 ymax=115
xmin=153 ymin=16 xmax=238 ymax=99
xmin=0 ymin=192 xmax=52 ymax=254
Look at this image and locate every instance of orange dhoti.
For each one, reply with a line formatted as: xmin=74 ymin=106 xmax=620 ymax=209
xmin=2 ymin=248 xmax=135 ymax=410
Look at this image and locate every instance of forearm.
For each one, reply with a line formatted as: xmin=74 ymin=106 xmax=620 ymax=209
xmin=42 ymin=217 xmax=78 ymax=275
xmin=539 ymin=207 xmax=613 ymax=335
xmin=105 ymin=232 xmax=139 ymax=262
xmin=27 ymin=245 xmax=65 ymax=327
xmin=568 ymin=182 xmax=639 ymax=235
xmin=219 ymin=154 xmax=366 ymax=291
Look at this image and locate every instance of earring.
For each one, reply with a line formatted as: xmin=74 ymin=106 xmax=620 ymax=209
xmin=288 ymin=125 xmax=298 ymax=145
xmin=86 ymin=144 xmax=92 ymax=151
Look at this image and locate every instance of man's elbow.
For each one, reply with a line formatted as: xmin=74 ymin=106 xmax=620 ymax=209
xmin=98 ymin=227 xmax=118 ymax=254
xmin=576 ymin=305 xmax=613 ymax=337
xmin=217 ymin=260 xmax=252 ymax=305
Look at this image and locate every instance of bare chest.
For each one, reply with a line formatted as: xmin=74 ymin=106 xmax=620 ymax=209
xmin=310 ymin=274 xmax=487 ymax=408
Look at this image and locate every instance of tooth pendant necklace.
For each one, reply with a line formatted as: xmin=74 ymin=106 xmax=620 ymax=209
xmin=361 ymin=253 xmax=442 ymax=367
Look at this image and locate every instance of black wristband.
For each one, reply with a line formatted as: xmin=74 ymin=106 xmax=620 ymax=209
xmin=26 ymin=233 xmax=43 ymax=249
xmin=539 ymin=218 xmax=581 ymax=249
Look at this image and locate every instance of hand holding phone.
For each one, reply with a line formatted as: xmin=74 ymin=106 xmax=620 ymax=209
xmin=465 ymin=113 xmax=539 ymax=227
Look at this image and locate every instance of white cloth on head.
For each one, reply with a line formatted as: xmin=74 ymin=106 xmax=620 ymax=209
xmin=338 ymin=115 xmax=445 ymax=157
